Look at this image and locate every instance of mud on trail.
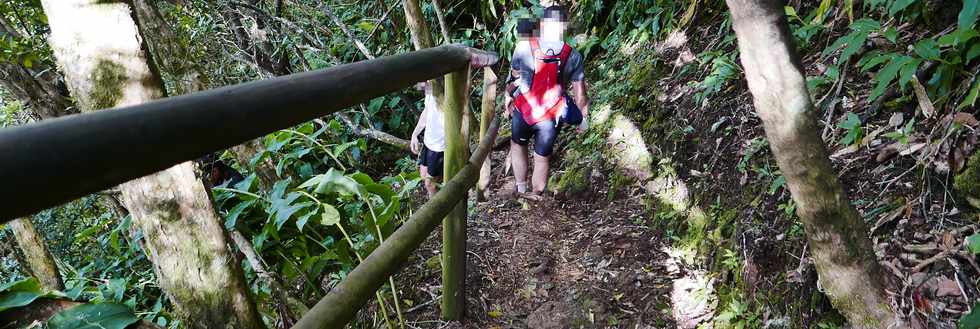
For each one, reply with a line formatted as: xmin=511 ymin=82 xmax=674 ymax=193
xmin=392 ymin=172 xmax=682 ymax=329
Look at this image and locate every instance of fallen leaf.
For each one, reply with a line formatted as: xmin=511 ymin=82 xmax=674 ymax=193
xmin=899 ymin=143 xmax=927 ymax=156
xmin=911 ymin=76 xmax=935 ymax=119
xmin=889 ymin=112 xmax=905 ymax=127
xmin=953 ymin=112 xmax=979 ymax=127
xmin=935 ymin=278 xmax=962 ymax=297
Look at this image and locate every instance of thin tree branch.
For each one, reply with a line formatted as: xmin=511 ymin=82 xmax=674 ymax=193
xmin=431 ymin=0 xmax=451 ymax=44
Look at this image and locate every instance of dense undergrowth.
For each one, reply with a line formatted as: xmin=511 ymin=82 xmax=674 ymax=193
xmin=0 ymin=0 xmax=978 ymax=328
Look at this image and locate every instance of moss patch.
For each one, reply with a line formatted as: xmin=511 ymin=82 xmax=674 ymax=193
xmin=954 ymin=152 xmax=980 ymax=209
xmin=89 ymin=59 xmax=127 ymax=110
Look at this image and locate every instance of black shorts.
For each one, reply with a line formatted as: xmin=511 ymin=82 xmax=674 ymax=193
xmin=417 ymin=144 xmax=444 ymax=177
xmin=511 ymin=95 xmax=581 ymax=157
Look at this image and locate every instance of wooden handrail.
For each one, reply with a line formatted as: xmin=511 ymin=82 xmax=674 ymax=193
xmin=0 ymin=45 xmax=497 ymax=220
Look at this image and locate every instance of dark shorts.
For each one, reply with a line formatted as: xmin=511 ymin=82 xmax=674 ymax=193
xmin=511 ymin=94 xmax=581 ymax=157
xmin=417 ymin=144 xmax=444 ymax=177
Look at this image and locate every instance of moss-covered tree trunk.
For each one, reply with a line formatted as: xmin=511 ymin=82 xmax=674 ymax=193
xmin=440 ymin=68 xmax=470 ymax=320
xmin=8 ymin=219 xmax=63 ymax=291
xmin=40 ymin=1 xmax=265 ymax=328
xmin=402 ymin=0 xmax=443 ymax=100
xmin=725 ymin=0 xmax=900 ymax=327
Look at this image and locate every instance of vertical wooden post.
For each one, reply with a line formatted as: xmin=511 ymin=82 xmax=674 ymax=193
xmin=440 ymin=68 xmax=470 ymax=320
xmin=477 ymin=68 xmax=497 ymax=201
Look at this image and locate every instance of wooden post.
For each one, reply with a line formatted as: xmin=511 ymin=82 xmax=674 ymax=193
xmin=291 ymin=118 xmax=499 ymax=329
xmin=477 ymin=68 xmax=497 ymax=201
xmin=440 ymin=67 xmax=470 ymax=320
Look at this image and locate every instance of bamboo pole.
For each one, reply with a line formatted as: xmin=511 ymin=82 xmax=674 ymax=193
xmin=477 ymin=67 xmax=497 ymax=201
xmin=291 ymin=118 xmax=500 ymax=329
xmin=0 ymin=45 xmax=496 ymax=221
xmin=440 ymin=67 xmax=470 ymax=320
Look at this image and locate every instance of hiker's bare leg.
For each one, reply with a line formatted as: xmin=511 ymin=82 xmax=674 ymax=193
xmin=420 ymin=164 xmax=437 ymax=197
xmin=511 ymin=141 xmax=529 ymax=193
xmin=532 ymin=153 xmax=550 ymax=193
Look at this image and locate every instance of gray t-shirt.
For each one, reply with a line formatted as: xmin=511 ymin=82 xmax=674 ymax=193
xmin=510 ymin=40 xmax=585 ymax=94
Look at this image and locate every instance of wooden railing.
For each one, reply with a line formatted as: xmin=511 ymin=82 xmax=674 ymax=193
xmin=0 ymin=44 xmax=500 ymax=327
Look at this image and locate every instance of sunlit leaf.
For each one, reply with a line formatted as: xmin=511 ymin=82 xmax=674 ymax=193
xmin=320 ymin=204 xmax=341 ymax=226
xmin=967 ymin=234 xmax=980 ymax=255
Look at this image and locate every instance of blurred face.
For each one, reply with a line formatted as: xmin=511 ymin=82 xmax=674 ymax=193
xmin=540 ymin=17 xmax=565 ymax=41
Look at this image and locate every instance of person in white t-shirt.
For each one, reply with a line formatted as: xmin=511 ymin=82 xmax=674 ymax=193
xmin=410 ymin=81 xmax=445 ymax=197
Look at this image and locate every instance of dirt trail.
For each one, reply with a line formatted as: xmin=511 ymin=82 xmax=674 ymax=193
xmin=399 ymin=166 xmax=682 ymax=328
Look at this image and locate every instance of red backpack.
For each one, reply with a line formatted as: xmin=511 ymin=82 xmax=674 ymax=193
xmin=513 ymin=38 xmax=572 ymax=125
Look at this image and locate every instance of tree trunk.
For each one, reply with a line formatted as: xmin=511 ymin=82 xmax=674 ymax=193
xmin=440 ymin=68 xmax=470 ymax=320
xmin=725 ymin=0 xmax=900 ymax=327
xmin=402 ymin=0 xmax=443 ymax=100
xmin=7 ymin=219 xmax=63 ymax=291
xmin=430 ymin=0 xmax=451 ymax=44
xmin=477 ymin=68 xmax=497 ymax=201
xmin=40 ymin=2 xmax=265 ymax=328
xmin=0 ymin=16 xmax=74 ymax=120
xmin=134 ymin=0 xmax=280 ymax=191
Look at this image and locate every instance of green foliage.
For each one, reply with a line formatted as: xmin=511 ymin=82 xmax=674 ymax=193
xmin=0 ymin=278 xmax=145 ymax=329
xmin=0 ymin=278 xmax=51 ymax=311
xmin=47 ymin=303 xmax=140 ymax=329
xmin=694 ymin=51 xmax=739 ymax=105
xmin=838 ymin=112 xmax=863 ymax=146
xmin=966 ymin=234 xmax=980 ymax=255
xmin=960 ymin=304 xmax=980 ymax=329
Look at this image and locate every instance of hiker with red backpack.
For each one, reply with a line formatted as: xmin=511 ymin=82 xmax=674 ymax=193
xmin=506 ymin=5 xmax=590 ymax=197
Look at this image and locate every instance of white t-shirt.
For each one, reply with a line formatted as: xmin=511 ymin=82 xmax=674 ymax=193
xmin=422 ymin=93 xmax=445 ymax=152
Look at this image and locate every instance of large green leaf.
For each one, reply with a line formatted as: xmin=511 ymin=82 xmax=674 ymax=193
xmin=960 ymin=0 xmax=980 ymax=30
xmin=960 ymin=303 xmax=980 ymax=329
xmin=958 ymin=78 xmax=980 ymax=110
xmin=967 ymin=234 xmax=980 ymax=255
xmin=870 ymin=55 xmax=914 ymax=101
xmin=47 ymin=303 xmax=139 ymax=329
xmin=0 ymin=278 xmax=44 ymax=312
xmin=301 ymin=169 xmax=367 ymax=198
xmin=913 ymin=38 xmax=940 ymax=61
xmin=320 ymin=204 xmax=341 ymax=226
xmin=889 ymin=0 xmax=916 ymax=16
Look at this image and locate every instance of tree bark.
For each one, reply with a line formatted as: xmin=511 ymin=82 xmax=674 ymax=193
xmin=725 ymin=0 xmax=900 ymax=327
xmin=430 ymin=0 xmax=451 ymax=44
xmin=7 ymin=219 xmax=63 ymax=291
xmin=402 ymin=0 xmax=443 ymax=100
xmin=134 ymin=0 xmax=280 ymax=191
xmin=40 ymin=2 xmax=265 ymax=328
xmin=477 ymin=68 xmax=497 ymax=201
xmin=440 ymin=68 xmax=470 ymax=320
xmin=0 ymin=16 xmax=74 ymax=119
